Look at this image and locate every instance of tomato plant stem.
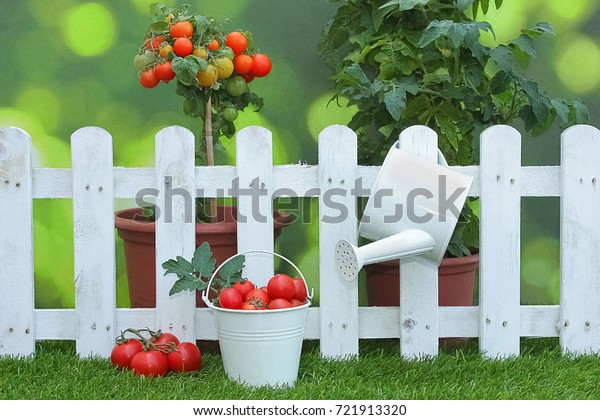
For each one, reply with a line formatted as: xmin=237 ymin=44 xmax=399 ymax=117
xmin=205 ymin=94 xmax=218 ymax=223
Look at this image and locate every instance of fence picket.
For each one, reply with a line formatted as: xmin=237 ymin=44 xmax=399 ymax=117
xmin=235 ymin=126 xmax=274 ymax=282
xmin=398 ymin=125 xmax=440 ymax=359
xmin=71 ymin=127 xmax=116 ymax=357
xmin=479 ymin=125 xmax=521 ymax=358
xmin=155 ymin=126 xmax=196 ymax=343
xmin=560 ymin=124 xmax=600 ymax=356
xmin=318 ymin=125 xmax=359 ymax=358
xmin=0 ymin=127 xmax=35 ymax=356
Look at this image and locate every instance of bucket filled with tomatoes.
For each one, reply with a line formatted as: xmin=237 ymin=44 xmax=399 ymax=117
xmin=202 ymin=250 xmax=312 ymax=387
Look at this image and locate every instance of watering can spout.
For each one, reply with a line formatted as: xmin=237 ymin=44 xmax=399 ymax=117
xmin=335 ymin=230 xmax=436 ymax=282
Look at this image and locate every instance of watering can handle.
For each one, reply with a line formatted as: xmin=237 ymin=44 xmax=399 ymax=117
xmin=201 ymin=249 xmax=313 ymax=307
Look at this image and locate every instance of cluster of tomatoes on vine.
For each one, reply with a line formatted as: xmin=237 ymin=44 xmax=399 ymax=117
xmin=134 ymin=14 xmax=272 ymax=118
xmin=110 ymin=328 xmax=202 ymax=377
xmin=218 ymin=273 xmax=309 ymax=310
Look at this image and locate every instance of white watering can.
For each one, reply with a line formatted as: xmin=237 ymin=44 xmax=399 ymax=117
xmin=335 ymin=141 xmax=473 ymax=282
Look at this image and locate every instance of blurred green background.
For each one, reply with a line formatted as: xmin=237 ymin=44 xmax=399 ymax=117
xmin=0 ymin=0 xmax=598 ymax=308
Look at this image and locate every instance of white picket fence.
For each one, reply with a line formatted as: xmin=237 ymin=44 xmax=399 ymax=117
xmin=1 ymin=123 xmax=599 ymax=361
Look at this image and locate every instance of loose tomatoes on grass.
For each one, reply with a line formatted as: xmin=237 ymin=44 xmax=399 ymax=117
xmin=111 ymin=328 xmax=202 ymax=377
xmin=167 ymin=342 xmax=202 ymax=372
xmin=130 ymin=350 xmax=169 ymax=377
xmin=152 ymin=331 xmax=180 ymax=349
xmin=110 ymin=339 xmax=143 ymax=369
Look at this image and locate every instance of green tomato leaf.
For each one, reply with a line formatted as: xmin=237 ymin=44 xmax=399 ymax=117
xmin=191 ymin=242 xmax=216 ymax=279
xmin=490 ymin=45 xmax=514 ymax=71
xmin=183 ymin=96 xmax=205 ymax=118
xmin=384 ymin=87 xmax=407 ymax=121
xmin=510 ymin=34 xmax=536 ymax=66
xmin=380 ymin=0 xmax=428 ymax=12
xmin=551 ymin=99 xmax=570 ymax=124
xmin=169 ymin=273 xmax=206 ymax=296
xmin=150 ymin=21 xmax=169 ymax=32
xmin=435 ymin=112 xmax=459 ymax=150
xmin=522 ymin=22 xmax=555 ymax=37
xmin=518 ymin=77 xmax=550 ymax=124
xmin=217 ymin=255 xmax=245 ymax=288
xmin=489 ymin=70 xmax=512 ymax=94
xmin=457 ymin=0 xmax=476 ymax=11
xmin=172 ymin=57 xmax=200 ymax=86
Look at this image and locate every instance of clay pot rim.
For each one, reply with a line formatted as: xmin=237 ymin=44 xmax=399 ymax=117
xmin=439 ymin=251 xmax=479 ymax=268
xmin=115 ymin=206 xmax=293 ymax=234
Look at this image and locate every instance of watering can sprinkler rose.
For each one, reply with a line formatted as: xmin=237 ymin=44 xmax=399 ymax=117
xmin=134 ymin=3 xmax=272 ymax=222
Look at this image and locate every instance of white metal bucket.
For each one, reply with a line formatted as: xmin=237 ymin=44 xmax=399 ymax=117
xmin=202 ymin=250 xmax=311 ymax=387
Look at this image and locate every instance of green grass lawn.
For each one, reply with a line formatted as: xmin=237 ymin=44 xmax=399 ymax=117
xmin=0 ymin=338 xmax=598 ymax=400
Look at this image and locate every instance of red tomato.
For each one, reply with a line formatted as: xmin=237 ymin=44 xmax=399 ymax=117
xmin=290 ymin=298 xmax=305 ymax=307
xmin=240 ymin=301 xmax=257 ymax=310
xmin=130 ymin=350 xmax=169 ymax=377
xmin=207 ymin=39 xmax=219 ymax=51
xmin=291 ymin=277 xmax=308 ymax=301
xmin=240 ymin=72 xmax=255 ymax=83
xmin=167 ymin=342 xmax=202 ymax=372
xmin=268 ymin=298 xmax=292 ymax=310
xmin=267 ymin=274 xmax=295 ymax=300
xmin=245 ymin=288 xmax=270 ymax=307
xmin=155 ymin=61 xmax=175 ymax=82
xmin=139 ymin=68 xmax=159 ymax=88
xmin=219 ymin=287 xmax=243 ymax=309
xmin=225 ymin=31 xmax=247 ymax=54
xmin=110 ymin=339 xmax=143 ymax=369
xmin=170 ymin=21 xmax=194 ymax=39
xmin=233 ymin=54 xmax=253 ymax=75
xmin=153 ymin=332 xmax=180 ymax=346
xmin=145 ymin=35 xmax=165 ymax=51
xmin=233 ymin=279 xmax=255 ymax=300
xmin=251 ymin=54 xmax=272 ymax=77
xmin=174 ymin=37 xmax=193 ymax=56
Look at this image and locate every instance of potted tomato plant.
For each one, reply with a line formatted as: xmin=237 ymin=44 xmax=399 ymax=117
xmin=118 ymin=3 xmax=291 ymax=308
xmin=319 ymin=0 xmax=588 ymax=310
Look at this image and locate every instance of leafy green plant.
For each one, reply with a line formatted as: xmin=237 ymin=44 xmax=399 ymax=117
xmin=162 ymin=242 xmax=245 ymax=304
xmin=319 ymin=0 xmax=589 ymax=256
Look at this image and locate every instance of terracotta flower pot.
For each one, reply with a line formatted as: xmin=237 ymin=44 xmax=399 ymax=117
xmin=364 ymin=253 xmax=479 ymax=346
xmin=115 ymin=205 xmax=293 ymax=308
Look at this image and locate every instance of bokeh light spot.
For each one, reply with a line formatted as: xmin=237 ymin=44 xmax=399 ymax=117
xmin=521 ymin=237 xmax=560 ymax=304
xmin=16 ymin=88 xmax=61 ymax=133
xmin=555 ymin=35 xmax=600 ymax=94
xmin=28 ymin=0 xmax=76 ymax=27
xmin=546 ymin=0 xmax=595 ymax=23
xmin=62 ymin=3 xmax=116 ymax=57
xmin=306 ymin=92 xmax=358 ymax=141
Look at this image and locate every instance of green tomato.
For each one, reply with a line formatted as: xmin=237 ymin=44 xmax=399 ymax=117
xmin=134 ymin=50 xmax=157 ymax=70
xmin=225 ymin=76 xmax=247 ymax=97
xmin=223 ymin=107 xmax=238 ymax=122
xmin=221 ymin=46 xmax=235 ymax=60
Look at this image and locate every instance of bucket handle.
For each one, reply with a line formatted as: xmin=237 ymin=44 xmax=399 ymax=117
xmin=201 ymin=249 xmax=313 ymax=307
